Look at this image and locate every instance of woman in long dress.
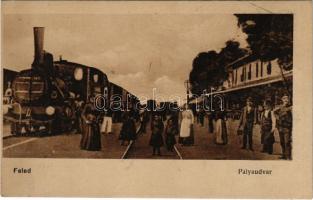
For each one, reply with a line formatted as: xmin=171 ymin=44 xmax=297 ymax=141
xmin=179 ymin=105 xmax=194 ymax=146
xmin=119 ymin=112 xmax=137 ymax=146
xmin=214 ymin=111 xmax=228 ymax=145
xmin=80 ymin=103 xmax=101 ymax=151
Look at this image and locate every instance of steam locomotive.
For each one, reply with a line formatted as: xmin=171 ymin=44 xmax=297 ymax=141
xmin=4 ymin=27 xmax=139 ymax=135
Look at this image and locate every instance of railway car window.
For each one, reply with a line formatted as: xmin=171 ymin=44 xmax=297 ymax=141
xmin=93 ymin=74 xmax=99 ymax=83
xmin=248 ymin=64 xmax=252 ymax=80
xmin=267 ymin=62 xmax=272 ymax=75
xmin=261 ymin=62 xmax=263 ymax=77
xmin=74 ymin=67 xmax=83 ymax=81
xmin=256 ymin=62 xmax=259 ymax=77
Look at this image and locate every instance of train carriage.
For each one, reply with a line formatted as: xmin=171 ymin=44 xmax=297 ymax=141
xmin=109 ymin=82 xmax=140 ymax=122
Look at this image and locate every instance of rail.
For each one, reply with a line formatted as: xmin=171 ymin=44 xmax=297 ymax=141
xmin=121 ymin=121 xmax=183 ymax=159
xmin=120 ymin=122 xmax=142 ymax=159
xmin=173 ymin=145 xmax=183 ymax=159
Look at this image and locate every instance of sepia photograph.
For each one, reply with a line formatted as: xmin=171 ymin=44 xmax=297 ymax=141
xmin=1 ymin=1 xmax=312 ymax=198
xmin=2 ymin=12 xmax=293 ymax=160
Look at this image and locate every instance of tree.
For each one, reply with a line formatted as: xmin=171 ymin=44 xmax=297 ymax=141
xmin=235 ymin=14 xmax=293 ymax=96
xmin=189 ymin=41 xmax=248 ymax=96
xmin=189 ymin=51 xmax=219 ymax=95
xmin=235 ymin=14 xmax=293 ymax=70
xmin=218 ymin=40 xmax=248 ymax=70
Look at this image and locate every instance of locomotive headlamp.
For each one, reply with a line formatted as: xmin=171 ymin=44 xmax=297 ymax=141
xmin=74 ymin=67 xmax=83 ymax=81
xmin=45 ymin=106 xmax=55 ymax=116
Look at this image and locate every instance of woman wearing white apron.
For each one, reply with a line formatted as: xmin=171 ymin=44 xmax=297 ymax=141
xmin=179 ymin=105 xmax=194 ymax=146
xmin=214 ymin=111 xmax=228 ymax=145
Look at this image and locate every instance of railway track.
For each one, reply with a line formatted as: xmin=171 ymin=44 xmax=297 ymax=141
xmin=121 ymin=123 xmax=183 ymax=159
xmin=3 ymin=135 xmax=15 ymax=140
xmin=122 ymin=141 xmax=183 ymax=159
xmin=120 ymin=140 xmax=135 ymax=159
xmin=3 ymin=121 xmax=183 ymax=159
xmin=120 ymin=124 xmax=141 ymax=159
xmin=173 ymin=145 xmax=183 ymax=159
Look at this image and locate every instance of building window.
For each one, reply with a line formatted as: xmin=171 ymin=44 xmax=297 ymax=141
xmin=241 ymin=67 xmax=244 ymax=82
xmin=231 ymin=71 xmax=234 ymax=85
xmin=235 ymin=69 xmax=237 ymax=84
xmin=261 ymin=62 xmax=263 ymax=77
xmin=248 ymin=64 xmax=252 ymax=80
xmin=267 ymin=61 xmax=272 ymax=75
xmin=256 ymin=62 xmax=259 ymax=77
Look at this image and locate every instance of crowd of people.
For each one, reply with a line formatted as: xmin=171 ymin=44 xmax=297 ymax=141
xmin=193 ymin=93 xmax=292 ymax=160
xmin=77 ymin=93 xmax=292 ymax=160
xmin=77 ymin=95 xmax=139 ymax=151
xmin=236 ymin=94 xmax=292 ymax=159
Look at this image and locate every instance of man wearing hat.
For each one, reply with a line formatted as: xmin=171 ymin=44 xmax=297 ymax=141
xmin=274 ymin=93 xmax=292 ymax=160
xmin=238 ymin=97 xmax=257 ymax=151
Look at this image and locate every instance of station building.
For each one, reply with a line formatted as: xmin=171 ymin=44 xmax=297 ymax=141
xmin=189 ymin=54 xmax=293 ymax=118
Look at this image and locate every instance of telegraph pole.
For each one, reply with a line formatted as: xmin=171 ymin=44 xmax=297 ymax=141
xmin=184 ymin=80 xmax=190 ymax=105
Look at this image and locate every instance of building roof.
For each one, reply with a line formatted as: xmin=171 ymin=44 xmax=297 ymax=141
xmin=188 ymin=71 xmax=292 ymax=104
xmin=226 ymin=54 xmax=258 ymax=70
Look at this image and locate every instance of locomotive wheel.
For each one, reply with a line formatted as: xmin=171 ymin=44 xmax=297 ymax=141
xmin=63 ymin=122 xmax=72 ymax=133
xmin=50 ymin=121 xmax=60 ymax=135
xmin=24 ymin=124 xmax=32 ymax=135
xmin=33 ymin=125 xmax=41 ymax=137
xmin=10 ymin=123 xmax=22 ymax=136
xmin=16 ymin=124 xmax=22 ymax=136
xmin=33 ymin=125 xmax=40 ymax=133
xmin=46 ymin=123 xmax=53 ymax=135
xmin=67 ymin=120 xmax=75 ymax=132
xmin=10 ymin=123 xmax=16 ymax=135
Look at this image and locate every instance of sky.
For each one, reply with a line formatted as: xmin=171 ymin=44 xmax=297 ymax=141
xmin=3 ymin=14 xmax=248 ymax=104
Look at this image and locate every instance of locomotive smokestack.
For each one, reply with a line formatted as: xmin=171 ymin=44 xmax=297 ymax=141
xmin=32 ymin=27 xmax=45 ymax=66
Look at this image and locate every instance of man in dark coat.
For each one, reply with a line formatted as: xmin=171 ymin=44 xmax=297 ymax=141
xmin=260 ymin=100 xmax=276 ymax=154
xmin=238 ymin=97 xmax=257 ymax=151
xmin=149 ymin=115 xmax=164 ymax=155
xmin=119 ymin=112 xmax=137 ymax=145
xmin=74 ymin=96 xmax=84 ymax=134
xmin=164 ymin=118 xmax=177 ymax=151
xmin=274 ymin=94 xmax=292 ymax=160
xmin=170 ymin=110 xmax=179 ymax=135
xmin=138 ymin=110 xmax=149 ymax=134
xmin=198 ymin=108 xmax=205 ymax=127
xmin=207 ymin=111 xmax=214 ymax=134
